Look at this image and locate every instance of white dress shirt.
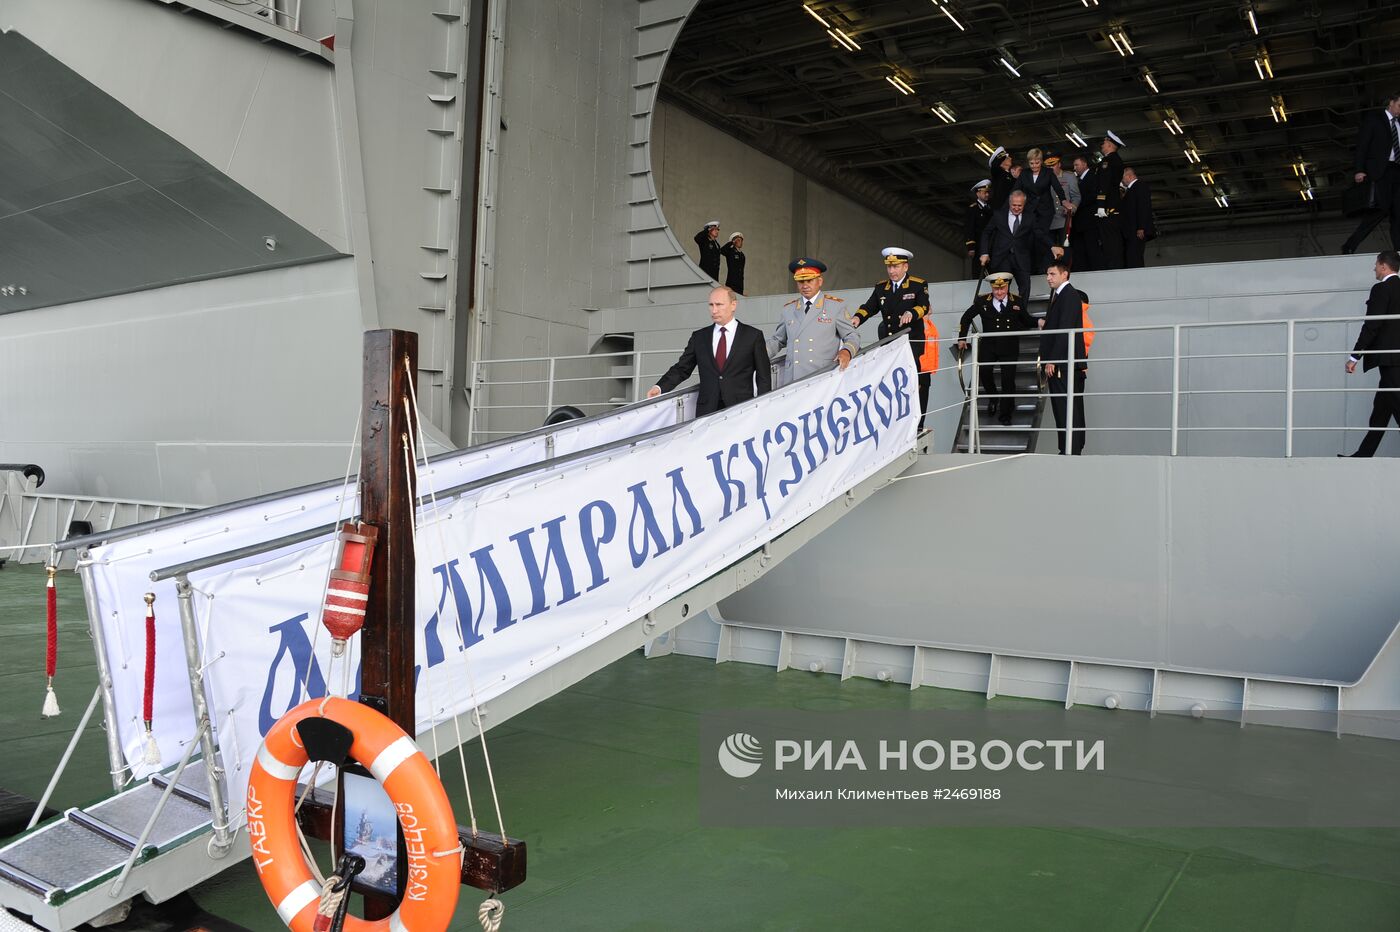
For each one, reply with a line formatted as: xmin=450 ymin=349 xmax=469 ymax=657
xmin=712 ymin=319 xmax=740 ymax=358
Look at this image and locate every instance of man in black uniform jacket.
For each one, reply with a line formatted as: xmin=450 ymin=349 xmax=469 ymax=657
xmin=1120 ymin=167 xmax=1156 ymax=268
xmin=854 ymin=247 xmax=931 ymax=419
xmin=1040 ymin=260 xmax=1089 ymax=454
xmin=1071 ymin=153 xmax=1099 ymax=272
xmin=964 ymin=179 xmax=993 ymax=277
xmin=1094 ymin=131 xmax=1127 ymax=270
xmin=720 ymin=232 xmax=746 ymax=295
xmin=648 ymin=286 xmax=771 ymax=416
xmin=694 ymin=221 xmax=722 ymax=280
xmin=980 ymin=191 xmax=1061 ymax=302
xmin=1342 ymin=250 xmax=1400 ymax=456
xmin=959 ymin=272 xmax=1036 ymax=425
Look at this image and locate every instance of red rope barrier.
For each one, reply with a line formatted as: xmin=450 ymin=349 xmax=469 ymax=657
xmin=142 ymin=593 xmax=160 ymax=764
xmin=42 ymin=566 xmax=59 ymax=717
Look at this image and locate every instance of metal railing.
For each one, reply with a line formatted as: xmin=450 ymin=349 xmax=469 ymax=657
xmin=469 ymin=312 xmax=1400 ymax=458
xmin=938 ymin=312 xmax=1400 ymax=456
xmin=466 ymin=347 xmax=798 ymax=446
xmin=216 ymin=0 xmax=303 ymax=33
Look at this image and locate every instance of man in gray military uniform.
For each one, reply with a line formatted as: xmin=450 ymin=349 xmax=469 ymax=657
xmin=768 ymin=258 xmax=859 ymax=383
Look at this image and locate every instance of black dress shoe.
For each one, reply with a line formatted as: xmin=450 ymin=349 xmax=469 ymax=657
xmin=998 ymin=412 xmax=1012 ymax=426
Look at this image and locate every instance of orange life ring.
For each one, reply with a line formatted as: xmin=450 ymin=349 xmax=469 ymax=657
xmin=246 ymin=697 xmax=462 ymax=932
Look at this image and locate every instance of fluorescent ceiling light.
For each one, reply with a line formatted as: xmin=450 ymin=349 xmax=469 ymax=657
xmin=802 ymin=4 xmax=828 ymax=27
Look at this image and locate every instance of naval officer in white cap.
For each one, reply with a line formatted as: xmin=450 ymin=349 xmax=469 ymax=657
xmin=853 ymin=247 xmax=931 ymax=420
xmin=1094 ymin=131 xmax=1127 ymax=269
xmin=694 ymin=220 xmax=722 ymax=280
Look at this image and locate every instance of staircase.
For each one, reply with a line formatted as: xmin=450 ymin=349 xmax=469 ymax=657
xmin=628 ymin=0 xmax=711 ymax=308
xmin=0 ymin=761 xmax=228 ymax=932
xmin=952 ymin=296 xmax=1049 ymax=454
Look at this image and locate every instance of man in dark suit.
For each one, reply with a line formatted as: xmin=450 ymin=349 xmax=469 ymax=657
xmin=980 ymin=190 xmax=1060 ymax=301
xmin=1342 ymin=251 xmax=1400 ymax=456
xmin=648 ymin=286 xmax=771 ymax=416
xmin=1342 ymin=95 xmax=1400 ymax=255
xmin=1040 ymin=259 xmax=1089 ymax=455
xmin=1070 ymin=153 xmax=1099 ymax=272
xmin=1120 ymin=166 xmax=1156 ymax=268
xmin=1094 ymin=131 xmax=1127 ymax=270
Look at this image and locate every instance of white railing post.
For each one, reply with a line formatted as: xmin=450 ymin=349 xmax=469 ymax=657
xmin=1067 ymin=328 xmax=1077 ymax=455
xmin=1284 ymin=320 xmax=1295 ymax=457
xmin=1171 ymin=324 xmax=1181 ymax=456
xmin=545 ymin=356 xmax=556 ymax=420
xmin=632 ymin=350 xmax=643 ymax=402
xmin=969 ymin=335 xmax=981 ymax=453
xmin=466 ymin=359 xmax=479 ymax=446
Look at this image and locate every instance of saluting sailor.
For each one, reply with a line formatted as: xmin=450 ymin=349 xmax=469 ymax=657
xmin=768 ymin=258 xmax=859 ymax=383
xmin=853 ymin=247 xmax=931 ymax=418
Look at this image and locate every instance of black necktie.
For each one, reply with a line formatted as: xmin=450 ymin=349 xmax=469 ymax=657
xmin=1390 ymin=117 xmax=1398 ymax=161
xmin=804 ymin=300 xmax=812 ymax=314
xmin=715 ymin=327 xmax=727 ymax=371
xmin=1011 ymin=215 xmax=1019 ymax=235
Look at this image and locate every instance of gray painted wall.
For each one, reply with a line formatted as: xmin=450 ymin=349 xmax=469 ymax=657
xmin=2 ymin=0 xmax=348 ymax=253
xmin=651 ymin=101 xmax=963 ymax=297
xmin=0 ymin=260 xmax=363 ymax=503
xmin=721 ymin=452 xmax=1400 ymax=685
xmin=485 ymin=0 xmax=636 ymax=366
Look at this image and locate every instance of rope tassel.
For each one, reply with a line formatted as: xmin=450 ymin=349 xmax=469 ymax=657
xmin=41 ymin=566 xmax=60 ymax=718
xmin=142 ymin=593 xmax=160 ymax=765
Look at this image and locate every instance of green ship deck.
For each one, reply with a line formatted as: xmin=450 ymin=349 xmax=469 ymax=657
xmin=3 ymin=561 xmax=1399 ymax=931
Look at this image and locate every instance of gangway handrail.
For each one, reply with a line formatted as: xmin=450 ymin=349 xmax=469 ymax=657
xmin=150 ymin=333 xmax=911 ymax=582
xmin=54 ymin=379 xmax=707 ymax=554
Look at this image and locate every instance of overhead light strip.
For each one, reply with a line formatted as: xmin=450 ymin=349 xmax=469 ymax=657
xmin=931 ymin=1 xmax=966 ymax=32
xmin=828 ymin=28 xmax=860 ymax=52
xmin=802 ymin=3 xmax=828 ymax=27
xmin=1142 ymin=68 xmax=1160 ymax=93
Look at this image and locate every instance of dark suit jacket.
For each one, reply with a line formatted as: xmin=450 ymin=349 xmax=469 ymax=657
xmin=1120 ymin=180 xmax=1156 ymax=240
xmin=958 ymin=294 xmax=1036 ymax=360
xmin=1353 ymin=276 xmax=1400 ymax=371
xmin=1354 ymin=110 xmax=1399 ymax=181
xmin=964 ymin=200 xmax=992 ymax=253
xmin=656 ymin=320 xmax=772 ymax=415
xmin=980 ymin=209 xmax=1049 ymax=272
xmin=1096 ymin=151 xmax=1124 ymax=211
xmin=1040 ymin=284 xmax=1089 ymax=371
xmin=1013 ymin=169 xmax=1066 ymax=229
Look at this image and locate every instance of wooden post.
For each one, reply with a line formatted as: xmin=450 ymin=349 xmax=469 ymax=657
xmin=357 ymin=329 xmax=417 ymax=920
xmin=358 ymin=329 xmax=417 ymax=735
xmin=295 ymin=328 xmax=526 ymax=907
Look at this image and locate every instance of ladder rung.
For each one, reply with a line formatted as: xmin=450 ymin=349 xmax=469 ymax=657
xmin=66 ymin=810 xmax=140 ymax=850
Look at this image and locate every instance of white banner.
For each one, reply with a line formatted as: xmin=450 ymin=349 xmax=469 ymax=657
xmin=84 ymin=399 xmax=682 ymax=782
xmin=192 ymin=339 xmax=916 ymax=815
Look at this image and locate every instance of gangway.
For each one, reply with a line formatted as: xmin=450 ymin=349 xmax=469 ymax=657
xmin=0 ymin=336 xmax=919 ymax=931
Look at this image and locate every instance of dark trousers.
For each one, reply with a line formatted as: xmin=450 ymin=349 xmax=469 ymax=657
xmin=1048 ymin=368 xmax=1087 ymax=455
xmin=1070 ymin=225 xmax=1097 ymax=272
xmin=1010 ymin=264 xmax=1031 ymax=303
xmin=918 ymin=373 xmax=931 ymax=427
xmin=1343 ymin=164 xmax=1400 ymax=253
xmin=1355 ymin=366 xmax=1400 ymax=456
xmin=1124 ymin=233 xmax=1146 ymax=268
xmin=977 ymin=352 xmax=1019 ymax=414
xmin=1097 ymin=215 xmax=1125 ymax=269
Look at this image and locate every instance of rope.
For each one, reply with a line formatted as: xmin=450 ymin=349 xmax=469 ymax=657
xmin=141 ymin=593 xmax=160 ymax=764
xmin=478 ymin=898 xmax=505 ymax=932
xmin=401 ymin=433 xmax=445 ymax=778
xmin=403 ymin=363 xmax=508 ymax=839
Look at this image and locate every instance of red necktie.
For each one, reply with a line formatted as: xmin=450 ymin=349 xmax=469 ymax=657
xmin=715 ymin=326 xmax=728 ymax=371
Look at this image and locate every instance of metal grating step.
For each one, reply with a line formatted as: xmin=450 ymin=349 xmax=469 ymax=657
xmin=0 ymin=818 xmax=136 ymax=903
xmin=85 ymin=786 xmax=210 ymax=852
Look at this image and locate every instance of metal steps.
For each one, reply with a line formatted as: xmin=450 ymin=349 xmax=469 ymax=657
xmin=0 ymin=762 xmax=220 ymax=931
xmin=953 ymin=296 xmax=1049 ymax=455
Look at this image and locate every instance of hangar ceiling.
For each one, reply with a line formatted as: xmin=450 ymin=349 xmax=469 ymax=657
xmin=661 ymin=0 xmax=1400 ymax=253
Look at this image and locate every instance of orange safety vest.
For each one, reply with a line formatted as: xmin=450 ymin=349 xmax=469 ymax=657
xmin=918 ymin=318 xmax=939 ymax=373
xmin=1082 ymin=302 xmax=1095 ymax=354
